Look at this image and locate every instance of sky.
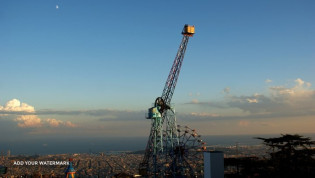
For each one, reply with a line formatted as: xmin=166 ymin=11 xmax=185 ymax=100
xmin=0 ymin=0 xmax=315 ymax=141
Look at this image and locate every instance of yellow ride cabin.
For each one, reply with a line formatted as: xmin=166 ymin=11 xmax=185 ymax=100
xmin=182 ymin=24 xmax=195 ymax=37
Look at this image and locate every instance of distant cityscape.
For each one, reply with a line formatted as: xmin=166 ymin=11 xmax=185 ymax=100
xmin=0 ymin=144 xmax=268 ymax=177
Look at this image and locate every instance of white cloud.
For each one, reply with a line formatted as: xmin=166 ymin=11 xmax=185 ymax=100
xmin=225 ymin=78 xmax=313 ymax=112
xmin=246 ymin=98 xmax=258 ymax=103
xmin=46 ymin=118 xmax=64 ymax=127
xmin=46 ymin=118 xmax=78 ymax=128
xmin=265 ymin=79 xmax=272 ymax=83
xmin=1 ymin=99 xmax=78 ymax=129
xmin=0 ymin=99 xmax=35 ymax=113
xmin=228 ymin=78 xmax=314 ymax=115
xmin=15 ymin=115 xmax=42 ymax=128
xmin=270 ymin=86 xmax=295 ymax=95
xmin=295 ymin=78 xmax=304 ymax=86
xmin=64 ymin=121 xmax=78 ymax=128
xmin=270 ymin=78 xmax=313 ymax=98
xmin=187 ymin=78 xmax=315 ymax=119
xmin=15 ymin=116 xmax=77 ymax=128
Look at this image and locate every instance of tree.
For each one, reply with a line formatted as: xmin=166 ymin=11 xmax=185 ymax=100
xmin=256 ymin=134 xmax=315 ymax=178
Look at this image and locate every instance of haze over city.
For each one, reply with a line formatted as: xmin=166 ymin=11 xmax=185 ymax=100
xmin=1 ymin=0 xmax=314 ymax=148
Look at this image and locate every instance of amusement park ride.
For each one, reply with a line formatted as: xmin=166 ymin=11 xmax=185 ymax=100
xmin=139 ymin=25 xmax=206 ymax=177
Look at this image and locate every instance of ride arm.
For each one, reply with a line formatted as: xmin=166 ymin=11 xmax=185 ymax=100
xmin=158 ymin=25 xmax=195 ymax=113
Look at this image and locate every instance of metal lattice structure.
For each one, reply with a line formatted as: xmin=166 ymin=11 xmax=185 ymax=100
xmin=139 ymin=25 xmax=206 ymax=177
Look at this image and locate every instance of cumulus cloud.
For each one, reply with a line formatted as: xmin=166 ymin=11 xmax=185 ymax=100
xmin=265 ymin=79 xmax=272 ymax=83
xmin=1 ymin=99 xmax=78 ymax=129
xmin=46 ymin=118 xmax=64 ymax=127
xmin=0 ymin=99 xmax=35 ymax=113
xmin=64 ymin=121 xmax=78 ymax=128
xmin=246 ymin=98 xmax=258 ymax=103
xmin=295 ymin=78 xmax=305 ymax=86
xmin=14 ymin=116 xmax=78 ymax=128
xmin=229 ymin=78 xmax=314 ymax=115
xmin=268 ymin=78 xmax=312 ymax=98
xmin=15 ymin=115 xmax=42 ymax=128
xmin=186 ymin=78 xmax=315 ymax=120
xmin=45 ymin=118 xmax=77 ymax=128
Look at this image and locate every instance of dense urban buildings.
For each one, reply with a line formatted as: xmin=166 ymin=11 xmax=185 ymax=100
xmin=0 ymin=144 xmax=268 ymax=177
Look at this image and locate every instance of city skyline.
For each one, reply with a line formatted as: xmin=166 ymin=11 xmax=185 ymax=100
xmin=1 ymin=0 xmax=315 ymax=140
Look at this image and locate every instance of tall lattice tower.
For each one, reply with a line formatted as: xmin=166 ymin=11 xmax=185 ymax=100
xmin=139 ymin=25 xmax=206 ymax=177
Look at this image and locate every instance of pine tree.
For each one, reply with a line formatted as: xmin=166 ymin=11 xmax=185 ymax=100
xmin=256 ymin=134 xmax=315 ymax=178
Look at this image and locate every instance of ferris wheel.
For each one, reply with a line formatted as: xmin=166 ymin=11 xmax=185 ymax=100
xmin=164 ymin=125 xmax=206 ymax=177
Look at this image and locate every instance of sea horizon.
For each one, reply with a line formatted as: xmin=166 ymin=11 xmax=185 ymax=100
xmin=1 ymin=133 xmax=314 ymax=155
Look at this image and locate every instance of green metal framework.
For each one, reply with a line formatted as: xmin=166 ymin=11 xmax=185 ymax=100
xmin=139 ymin=25 xmax=205 ymax=177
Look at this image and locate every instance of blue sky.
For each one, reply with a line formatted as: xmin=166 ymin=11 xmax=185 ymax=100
xmin=1 ymin=0 xmax=315 ymax=139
